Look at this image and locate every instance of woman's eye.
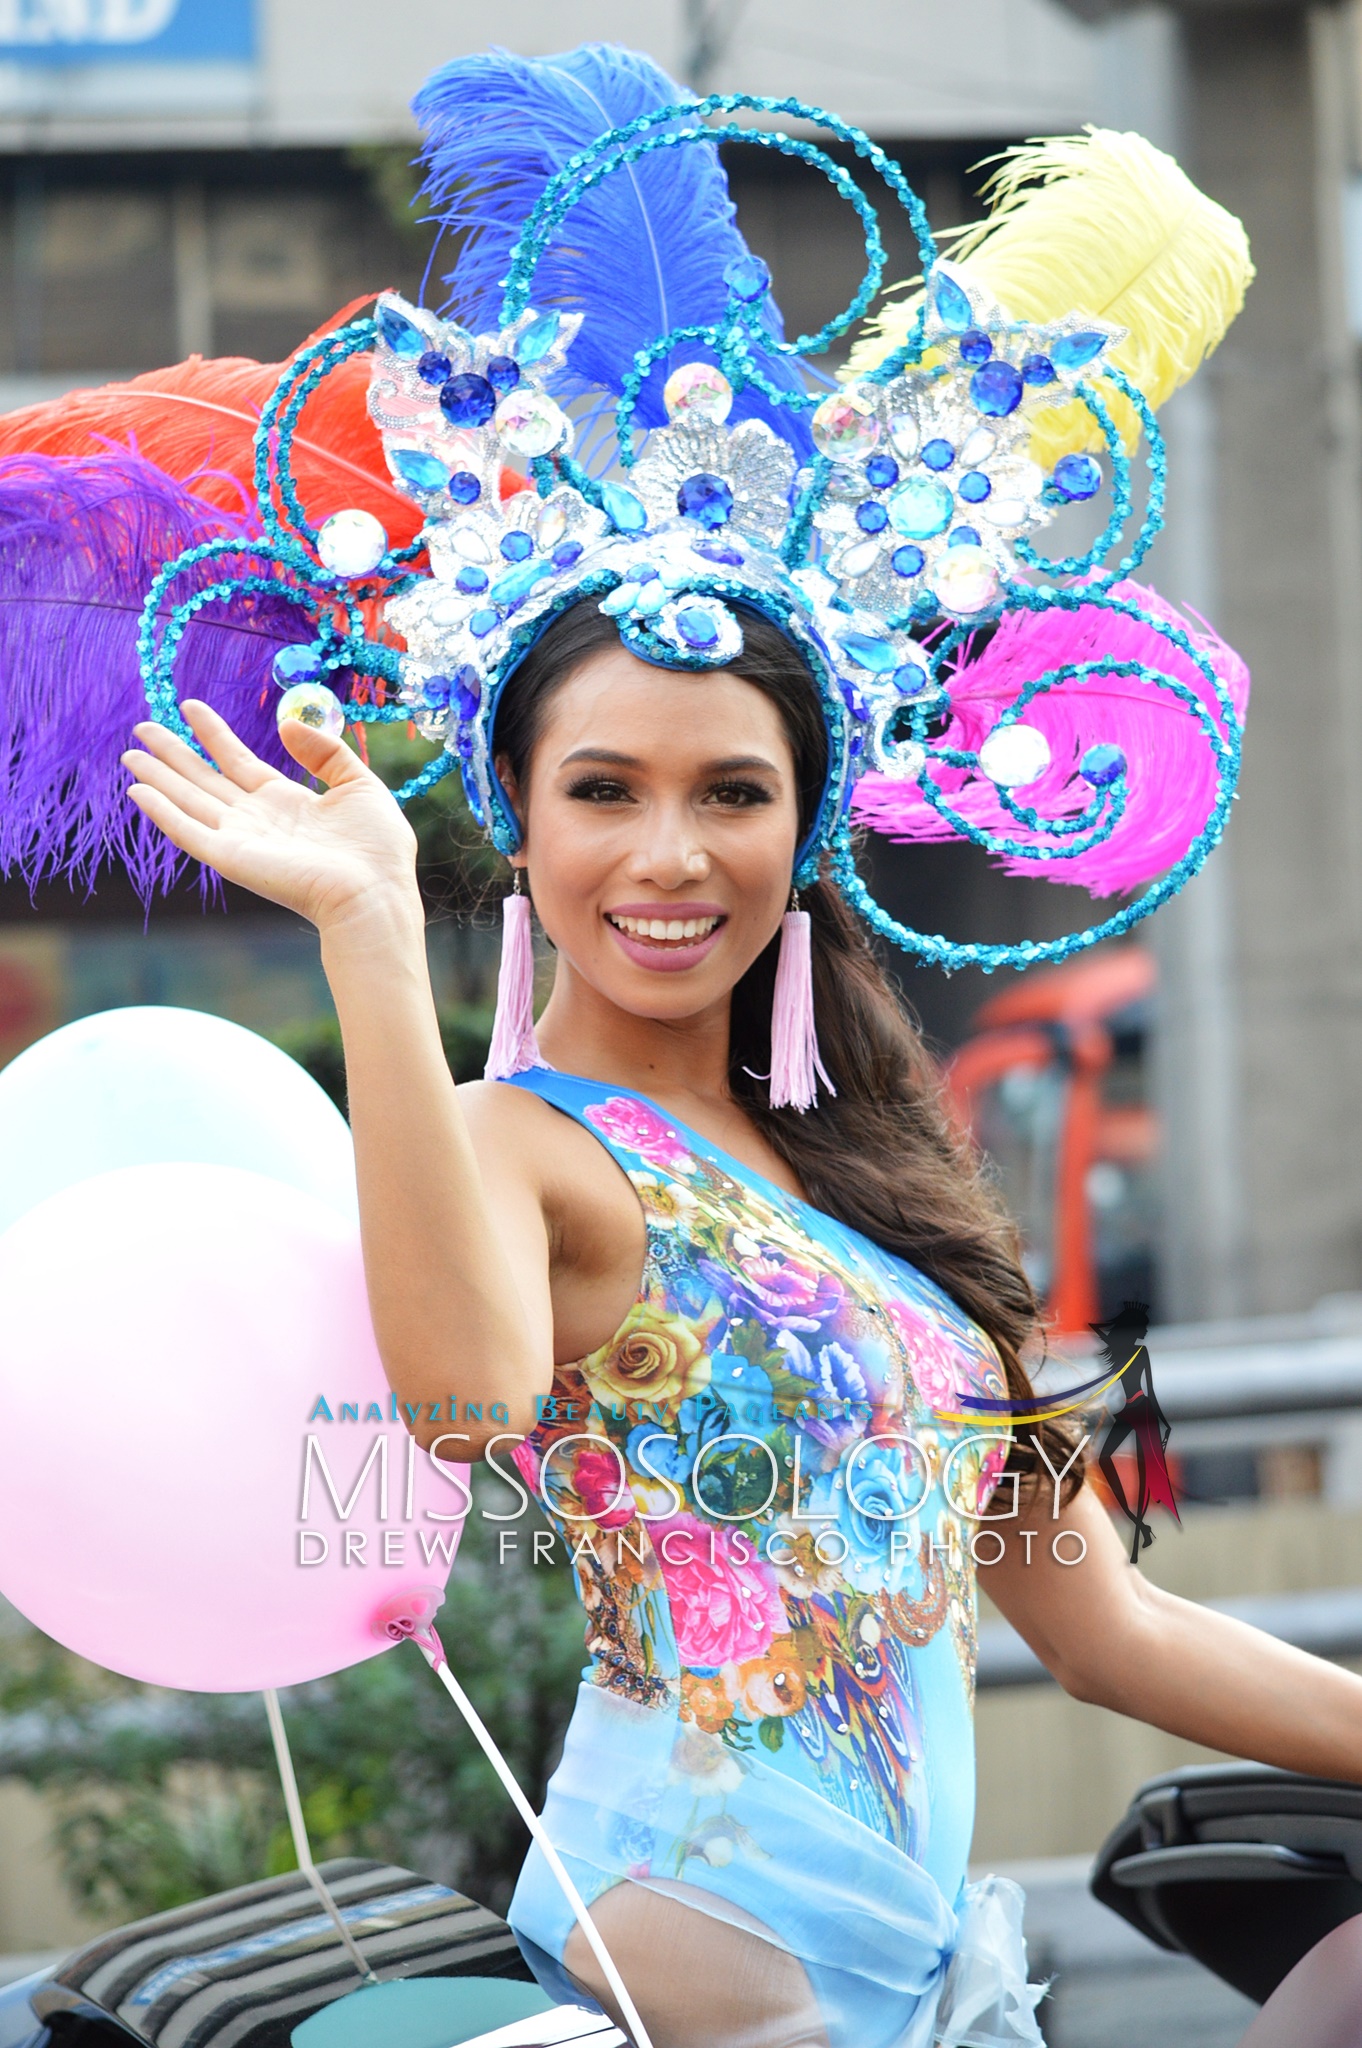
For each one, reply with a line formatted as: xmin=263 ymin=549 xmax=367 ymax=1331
xmin=707 ymin=779 xmax=775 ymax=808
xmin=565 ymin=775 xmax=634 ymax=803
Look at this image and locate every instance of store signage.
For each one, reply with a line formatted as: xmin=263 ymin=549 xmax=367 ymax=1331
xmin=0 ymin=0 xmax=254 ymax=60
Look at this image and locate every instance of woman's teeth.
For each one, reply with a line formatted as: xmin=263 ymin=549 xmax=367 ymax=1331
xmin=609 ymin=913 xmax=720 ymax=943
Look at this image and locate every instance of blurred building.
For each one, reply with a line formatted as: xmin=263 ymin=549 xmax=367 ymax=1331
xmin=1 ymin=0 xmax=1361 ymax=1331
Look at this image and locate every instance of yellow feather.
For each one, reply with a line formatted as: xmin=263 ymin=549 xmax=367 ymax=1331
xmin=847 ymin=128 xmax=1253 ymax=468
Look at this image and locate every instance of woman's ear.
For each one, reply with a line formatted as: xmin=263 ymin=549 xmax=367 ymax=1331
xmin=495 ymin=755 xmax=527 ymax=839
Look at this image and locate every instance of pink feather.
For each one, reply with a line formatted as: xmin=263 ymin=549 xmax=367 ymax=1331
xmin=851 ymin=579 xmax=1249 ymax=899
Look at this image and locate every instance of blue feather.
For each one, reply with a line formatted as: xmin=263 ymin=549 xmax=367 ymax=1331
xmin=412 ymin=43 xmax=812 ymax=452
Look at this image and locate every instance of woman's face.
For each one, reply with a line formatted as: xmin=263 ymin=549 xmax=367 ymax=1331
xmin=504 ymin=642 xmax=800 ymax=1020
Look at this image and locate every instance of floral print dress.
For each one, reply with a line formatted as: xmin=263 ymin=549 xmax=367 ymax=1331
xmin=502 ymin=1071 xmax=1037 ymax=2048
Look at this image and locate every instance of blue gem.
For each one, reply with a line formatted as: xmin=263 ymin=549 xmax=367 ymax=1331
xmin=1052 ymin=453 xmax=1102 ymax=502
xmin=1022 ymin=353 xmax=1056 ymax=386
xmin=491 ymin=561 xmax=553 ymax=605
xmin=921 ymin=439 xmax=954 ymax=471
xmin=440 ymin=374 xmax=497 ymax=428
xmin=452 ymin=665 xmax=481 ymax=720
xmin=273 ymin=643 xmax=324 ymax=686
xmin=634 ymin=581 xmax=666 ymax=615
xmin=601 ymin=583 xmax=639 ymax=616
xmin=422 ymin=676 xmax=452 ymax=711
xmin=894 ymin=660 xmax=930 ymax=696
xmin=601 ymin=481 xmax=649 ymax=533
xmin=692 ymin=539 xmax=744 ymax=567
xmin=837 ymin=632 xmax=899 ymax=675
xmin=391 ymin=447 xmax=450 ymax=493
xmin=516 ymin=311 xmax=561 ymax=364
xmin=376 ymin=302 xmax=426 ymax=358
xmin=677 ymin=472 xmax=734 ymax=529
xmin=949 ymin=527 xmax=981 ymax=546
xmin=456 ymin=566 xmax=489 ymax=594
xmin=888 ymin=477 xmax=953 ymax=541
xmin=416 ymin=350 xmax=451 ymax=385
xmin=1081 ymin=742 xmax=1127 ymax=788
xmin=970 ymin=360 xmax=1024 ymax=417
xmin=865 ymin=453 xmax=899 ymax=490
xmin=724 ymin=253 xmax=772 ymax=303
xmin=469 ymin=607 xmax=498 ymax=637
xmin=891 ymin=544 xmax=925 ymax=577
xmin=958 ymin=471 xmax=992 ymax=504
xmin=501 ymin=530 xmax=534 ymax=561
xmin=486 ymin=355 xmax=520 ymax=394
xmin=455 ymin=727 xmax=474 ymax=760
xmin=959 ymin=328 xmax=992 ymax=365
xmin=856 ymin=500 xmax=889 ymax=534
xmin=552 ymin=540 xmax=584 ymax=569
xmin=634 ymin=565 xmax=659 ymax=583
xmin=932 ymin=270 xmax=973 ymax=332
xmin=449 ymin=471 xmax=481 ymax=504
xmin=675 ymin=605 xmax=720 ymax=649
xmin=459 ymin=762 xmax=485 ymax=825
xmin=1051 ymin=330 xmax=1108 ymax=370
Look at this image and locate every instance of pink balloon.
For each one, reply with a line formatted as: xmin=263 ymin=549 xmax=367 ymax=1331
xmin=0 ymin=1164 xmax=467 ymax=1691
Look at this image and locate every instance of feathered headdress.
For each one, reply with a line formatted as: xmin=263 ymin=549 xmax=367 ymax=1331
xmin=0 ymin=45 xmax=1251 ymax=1101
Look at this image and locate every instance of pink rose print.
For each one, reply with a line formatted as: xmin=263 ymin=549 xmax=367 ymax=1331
xmin=572 ymin=1444 xmax=636 ymax=1530
xmin=887 ymin=1302 xmax=963 ymax=1412
xmin=723 ymin=1247 xmax=843 ymax=1333
xmin=586 ymin=1097 xmax=693 ymax=1174
xmin=651 ymin=1512 xmax=784 ymax=1666
xmin=977 ymin=1441 xmax=1009 ymax=1513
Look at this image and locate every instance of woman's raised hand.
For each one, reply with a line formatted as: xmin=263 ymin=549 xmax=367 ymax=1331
xmin=122 ymin=700 xmax=421 ymax=934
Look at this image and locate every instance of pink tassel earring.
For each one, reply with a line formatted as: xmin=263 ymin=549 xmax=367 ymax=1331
xmin=768 ymin=893 xmax=834 ymax=1112
xmin=484 ymin=869 xmax=544 ymax=1081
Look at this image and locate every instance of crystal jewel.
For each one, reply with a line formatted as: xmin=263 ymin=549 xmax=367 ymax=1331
xmin=453 ymin=665 xmax=481 ymax=719
xmin=676 ymin=605 xmax=720 ymax=649
xmin=921 ymin=439 xmax=954 ymax=471
xmin=970 ymin=360 xmax=1024 ymax=417
xmin=836 ymin=538 xmax=882 ymax=578
xmin=417 ymin=350 xmax=451 ymax=385
xmin=892 ymin=544 xmax=925 ymax=577
xmin=601 ymin=482 xmax=648 ymax=533
xmin=838 ymin=632 xmax=899 ymax=674
xmin=448 ymin=472 xmax=481 ymax=505
xmin=1051 ymin=331 xmax=1108 ymax=370
xmin=812 ymin=389 xmax=880 ymax=462
xmin=949 ymin=525 xmax=981 ymax=546
xmin=317 ymin=508 xmax=387 ymax=577
xmin=391 ymin=447 xmax=450 ymax=493
xmin=537 ymin=504 xmax=567 ymax=550
xmin=455 ymin=566 xmax=489 ymax=594
xmin=932 ymin=270 xmax=973 ymax=333
xmin=494 ymin=388 xmax=567 ymax=457
xmin=865 ymin=453 xmax=899 ymax=490
xmin=486 ymin=355 xmax=521 ymax=394
xmin=1022 ymin=353 xmax=1056 ymax=386
xmin=469 ymin=607 xmax=499 ymax=637
xmin=1081 ymin=742 xmax=1127 ymax=787
xmin=724 ymin=253 xmax=772 ymax=303
xmin=856 ymin=500 xmax=889 ymax=533
xmin=449 ymin=523 xmax=491 ymax=563
xmin=692 ymin=539 xmax=744 ymax=567
xmin=959 ymin=329 xmax=992 ymax=365
xmin=1052 ymin=453 xmax=1102 ymax=501
xmin=500 ymin=530 xmax=534 ymax=561
xmin=516 ymin=310 xmax=561 ymax=365
xmin=552 ymin=539 xmax=584 ymax=568
xmin=440 ymin=374 xmax=497 ymax=428
xmin=959 ymin=426 xmax=996 ymax=466
xmin=491 ymin=560 xmax=553 ymax=605
xmin=663 ymin=361 xmax=734 ymax=425
xmin=894 ymin=656 xmax=931 ymax=696
xmin=979 ymin=721 xmax=1051 ymax=787
xmin=376 ymin=303 xmax=426 ymax=358
xmin=677 ymin=472 xmax=735 ymax=528
xmin=272 ymin=643 xmax=324 ymax=686
xmin=889 ymin=412 xmax=920 ymax=460
xmin=888 ymin=477 xmax=953 ymax=541
xmin=277 ymin=681 xmax=345 ymax=736
xmin=958 ymin=471 xmax=991 ymax=503
xmin=932 ymin=543 xmax=1001 ymax=617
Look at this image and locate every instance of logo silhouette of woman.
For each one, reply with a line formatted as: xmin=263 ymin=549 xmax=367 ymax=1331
xmin=1093 ymin=1300 xmax=1181 ymax=1563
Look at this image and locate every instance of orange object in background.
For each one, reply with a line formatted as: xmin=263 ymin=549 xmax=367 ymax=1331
xmin=946 ymin=947 xmax=1160 ymax=1333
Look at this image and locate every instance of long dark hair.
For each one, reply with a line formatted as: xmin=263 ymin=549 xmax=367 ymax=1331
xmin=495 ymin=599 xmax=1080 ymax=1496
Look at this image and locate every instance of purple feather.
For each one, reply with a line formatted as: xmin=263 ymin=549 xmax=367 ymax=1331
xmin=0 ymin=452 xmax=314 ymax=901
xmin=412 ymin=43 xmax=813 ymax=452
xmin=851 ymin=580 xmax=1250 ymax=898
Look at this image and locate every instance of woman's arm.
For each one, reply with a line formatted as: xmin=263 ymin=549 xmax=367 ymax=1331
xmin=986 ymin=1484 xmax=1362 ymax=1783
xmin=124 ymin=702 xmax=554 ymax=1454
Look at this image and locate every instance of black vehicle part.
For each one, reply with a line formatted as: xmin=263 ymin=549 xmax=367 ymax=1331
xmin=20 ymin=1857 xmax=539 ymax=2048
xmin=1091 ymin=1762 xmax=1362 ymax=2004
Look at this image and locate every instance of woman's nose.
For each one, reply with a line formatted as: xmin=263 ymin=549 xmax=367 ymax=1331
xmin=626 ymin=810 xmax=710 ymax=886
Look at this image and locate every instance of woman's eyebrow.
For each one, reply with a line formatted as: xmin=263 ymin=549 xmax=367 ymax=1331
xmin=557 ymin=747 xmax=782 ymax=773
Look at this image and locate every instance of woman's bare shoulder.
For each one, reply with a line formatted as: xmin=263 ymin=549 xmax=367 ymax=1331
xmin=455 ymin=1078 xmax=640 ymax=1229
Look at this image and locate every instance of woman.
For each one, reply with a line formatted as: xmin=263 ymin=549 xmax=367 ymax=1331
xmin=121 ymin=602 xmax=1362 ymax=2047
xmin=90 ymin=40 xmax=1358 ymax=2048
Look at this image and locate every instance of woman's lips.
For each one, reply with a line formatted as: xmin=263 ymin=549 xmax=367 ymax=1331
xmin=604 ymin=906 xmax=728 ymax=973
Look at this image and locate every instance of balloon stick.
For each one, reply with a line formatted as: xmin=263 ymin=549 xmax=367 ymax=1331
xmin=262 ymin=1687 xmax=380 ymax=1986
xmin=411 ymin=1625 xmax=655 ymax=2048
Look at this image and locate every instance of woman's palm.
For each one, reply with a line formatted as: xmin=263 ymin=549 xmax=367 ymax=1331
xmin=122 ymin=699 xmax=419 ymax=929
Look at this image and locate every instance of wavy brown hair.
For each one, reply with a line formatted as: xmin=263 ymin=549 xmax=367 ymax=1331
xmin=494 ymin=599 xmax=1082 ymax=1498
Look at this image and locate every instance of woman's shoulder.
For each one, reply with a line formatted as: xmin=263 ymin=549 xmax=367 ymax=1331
xmin=457 ymin=1076 xmax=646 ymax=1258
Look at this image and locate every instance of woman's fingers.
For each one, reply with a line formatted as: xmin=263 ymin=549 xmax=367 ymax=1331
xmin=122 ymin=747 xmax=232 ymax=831
xmin=180 ymin=700 xmax=282 ymax=793
xmin=125 ymin=782 xmax=226 ymax=868
xmin=128 ymin=718 xmax=241 ymax=803
xmin=274 ymin=708 xmax=375 ymax=788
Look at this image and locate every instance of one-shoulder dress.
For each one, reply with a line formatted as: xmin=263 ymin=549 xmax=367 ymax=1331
xmin=502 ymin=1070 xmax=1046 ymax=2048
